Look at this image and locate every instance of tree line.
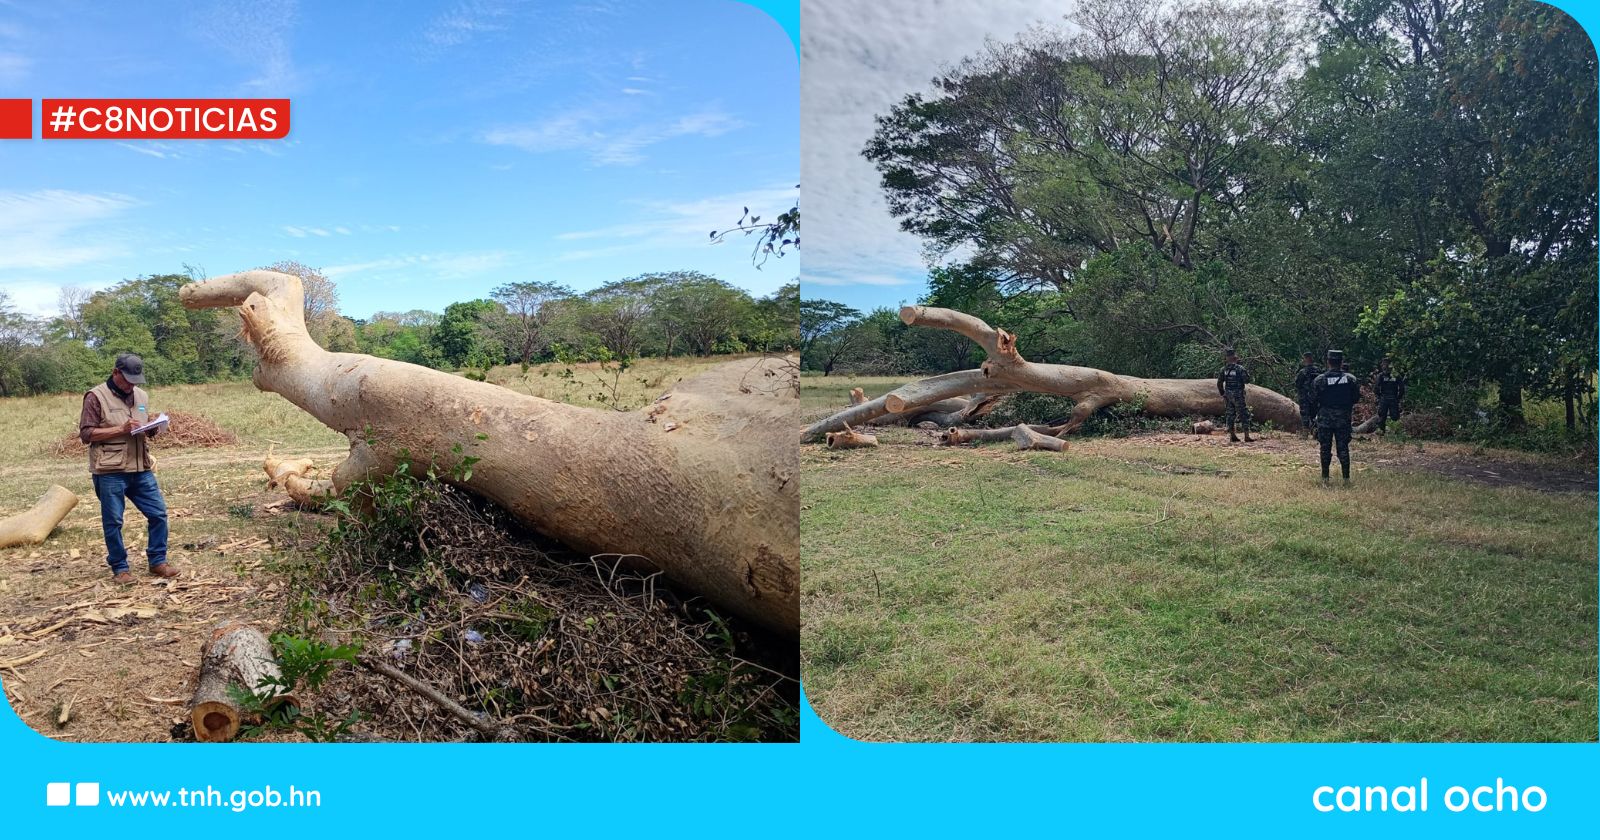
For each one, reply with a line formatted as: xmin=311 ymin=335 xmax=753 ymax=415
xmin=804 ymin=0 xmax=1596 ymax=445
xmin=0 ymin=260 xmax=797 ymax=398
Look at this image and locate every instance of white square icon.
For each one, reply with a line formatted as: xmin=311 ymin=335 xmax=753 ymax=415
xmin=75 ymin=782 xmax=100 ymax=806
xmin=46 ymin=782 xmax=70 ymax=807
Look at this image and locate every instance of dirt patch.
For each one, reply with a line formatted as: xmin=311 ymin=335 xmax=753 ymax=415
xmin=1369 ymin=450 xmax=1595 ymax=494
xmin=45 ymin=411 xmax=240 ymax=458
xmin=1124 ymin=430 xmax=1596 ymax=494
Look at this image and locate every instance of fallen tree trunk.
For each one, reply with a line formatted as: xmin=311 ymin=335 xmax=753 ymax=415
xmin=0 ymin=485 xmax=79 ymax=549
xmin=805 ymin=306 xmax=1301 ymax=441
xmin=182 ymin=270 xmax=798 ymax=637
xmin=941 ymin=425 xmax=1058 ymax=445
xmin=191 ymin=621 xmax=295 ymax=742
xmin=847 ymin=390 xmax=999 ymax=430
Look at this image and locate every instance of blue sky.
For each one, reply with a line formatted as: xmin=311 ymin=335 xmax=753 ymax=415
xmin=0 ymin=0 xmax=798 ymax=319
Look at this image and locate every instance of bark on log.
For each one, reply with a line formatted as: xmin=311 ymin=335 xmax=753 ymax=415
xmin=1012 ymin=425 xmax=1068 ymax=452
xmin=941 ymin=425 xmax=1059 ymax=445
xmin=825 ymin=428 xmax=879 ymax=449
xmin=263 ymin=451 xmax=334 ymax=508
xmin=182 ymin=271 xmax=797 ymax=637
xmin=191 ymin=621 xmax=295 ymax=742
xmin=0 ymin=485 xmax=79 ymax=549
xmin=804 ymin=306 xmax=1301 ymax=440
xmin=851 ymin=391 xmax=999 ymax=429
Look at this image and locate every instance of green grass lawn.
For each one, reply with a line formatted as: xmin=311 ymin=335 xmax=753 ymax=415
xmin=801 ymin=377 xmax=1598 ymax=742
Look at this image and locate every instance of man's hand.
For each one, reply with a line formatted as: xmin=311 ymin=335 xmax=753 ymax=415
xmin=124 ymin=418 xmax=139 ymax=436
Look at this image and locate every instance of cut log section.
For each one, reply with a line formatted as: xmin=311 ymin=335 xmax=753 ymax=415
xmin=191 ymin=621 xmax=296 ymax=743
xmin=825 ymin=427 xmax=879 ymax=450
xmin=1012 ymin=425 xmax=1068 ymax=452
xmin=263 ymin=450 xmax=334 ymax=508
xmin=941 ymin=425 xmax=1057 ymax=445
xmin=0 ymin=485 xmax=79 ymax=549
xmin=804 ymin=306 xmax=1302 ymax=442
xmin=181 ymin=270 xmax=798 ymax=637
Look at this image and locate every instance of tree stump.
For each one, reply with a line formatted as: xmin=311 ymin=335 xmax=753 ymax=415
xmin=191 ymin=621 xmax=295 ymax=742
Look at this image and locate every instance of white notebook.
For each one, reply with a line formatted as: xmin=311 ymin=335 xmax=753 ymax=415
xmin=131 ymin=413 xmax=170 ymax=436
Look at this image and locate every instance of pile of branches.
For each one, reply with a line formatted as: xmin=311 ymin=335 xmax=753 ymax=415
xmin=47 ymin=411 xmax=239 ymax=458
xmin=280 ymin=474 xmax=797 ymax=743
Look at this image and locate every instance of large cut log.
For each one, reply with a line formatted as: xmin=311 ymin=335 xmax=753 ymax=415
xmin=191 ymin=621 xmax=296 ymax=742
xmin=0 ymin=485 xmax=79 ymax=549
xmin=854 ymin=392 xmax=1001 ymax=429
xmin=805 ymin=306 xmax=1302 ymax=441
xmin=181 ymin=271 xmax=798 ymax=637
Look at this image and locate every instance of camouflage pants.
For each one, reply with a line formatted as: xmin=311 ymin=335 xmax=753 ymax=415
xmin=1297 ymin=396 xmax=1317 ymax=429
xmin=1317 ymin=409 xmax=1353 ymax=477
xmin=1376 ymin=396 xmax=1400 ymax=431
xmin=1224 ymin=390 xmax=1250 ymax=434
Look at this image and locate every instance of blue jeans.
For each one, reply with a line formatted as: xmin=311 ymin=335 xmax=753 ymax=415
xmin=92 ymin=470 xmax=169 ymax=574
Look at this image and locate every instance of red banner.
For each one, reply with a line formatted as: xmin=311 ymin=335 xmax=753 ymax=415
xmin=0 ymin=99 xmax=30 ymax=139
xmin=39 ymin=99 xmax=290 ymax=139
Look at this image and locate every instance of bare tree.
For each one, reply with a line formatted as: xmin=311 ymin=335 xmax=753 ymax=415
xmin=261 ymin=259 xmax=342 ymax=347
xmin=491 ymin=281 xmax=572 ymax=366
xmin=56 ymin=286 xmax=92 ymax=342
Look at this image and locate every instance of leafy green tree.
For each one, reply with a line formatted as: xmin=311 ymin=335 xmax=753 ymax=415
xmin=491 ymin=280 xmax=573 ymax=367
xmin=650 ymin=271 xmax=754 ymax=356
xmin=580 ymin=277 xmax=658 ymax=361
xmin=747 ymin=281 xmax=800 ymax=352
xmin=431 ymin=299 xmax=504 ymax=369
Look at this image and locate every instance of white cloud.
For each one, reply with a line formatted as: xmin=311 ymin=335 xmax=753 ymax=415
xmin=323 ymin=250 xmax=513 ymax=282
xmin=804 ymin=272 xmax=916 ymax=287
xmin=0 ymin=51 xmax=28 ymax=86
xmin=482 ymin=105 xmax=744 ymax=166
xmin=116 ymin=142 xmax=180 ymax=159
xmin=802 ymin=0 xmax=1065 ymax=293
xmin=424 ymin=0 xmax=513 ymax=47
xmin=0 ymin=280 xmax=106 ymax=318
xmin=0 ymin=190 xmax=139 ymax=272
xmin=554 ymin=184 xmax=799 ymax=254
xmin=193 ymin=0 xmax=300 ymax=93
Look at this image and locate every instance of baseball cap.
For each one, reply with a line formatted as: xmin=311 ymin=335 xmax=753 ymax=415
xmin=115 ymin=353 xmax=147 ymax=384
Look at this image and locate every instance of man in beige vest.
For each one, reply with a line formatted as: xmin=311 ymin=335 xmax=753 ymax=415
xmin=79 ymin=354 xmax=180 ymax=584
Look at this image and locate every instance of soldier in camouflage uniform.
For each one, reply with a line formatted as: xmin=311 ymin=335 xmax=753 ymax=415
xmin=1293 ymin=352 xmax=1322 ymax=439
xmin=1372 ymin=357 xmax=1406 ymax=434
xmin=1216 ymin=348 xmax=1253 ymax=443
xmin=1311 ymin=349 xmax=1360 ymax=485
